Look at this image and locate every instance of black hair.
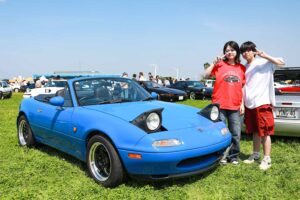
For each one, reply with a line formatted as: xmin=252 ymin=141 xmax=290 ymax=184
xmin=223 ymin=41 xmax=241 ymax=63
xmin=240 ymin=41 xmax=257 ymax=54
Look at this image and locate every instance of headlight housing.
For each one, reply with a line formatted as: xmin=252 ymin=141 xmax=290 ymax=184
xmin=198 ymin=103 xmax=220 ymax=122
xmin=131 ymin=108 xmax=164 ymax=133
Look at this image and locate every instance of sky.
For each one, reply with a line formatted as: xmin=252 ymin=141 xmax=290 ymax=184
xmin=1 ymin=0 xmax=300 ymax=80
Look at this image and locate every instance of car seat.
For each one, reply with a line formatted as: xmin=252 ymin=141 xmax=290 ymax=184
xmin=95 ymin=87 xmax=110 ymax=99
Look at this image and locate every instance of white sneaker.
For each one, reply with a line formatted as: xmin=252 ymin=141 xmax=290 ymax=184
xmin=259 ymin=157 xmax=271 ymax=170
xmin=220 ymin=159 xmax=228 ymax=164
xmin=243 ymin=154 xmax=260 ymax=164
xmin=231 ymin=160 xmax=239 ymax=165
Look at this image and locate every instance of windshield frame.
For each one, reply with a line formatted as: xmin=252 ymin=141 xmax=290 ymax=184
xmin=73 ymin=77 xmax=152 ymax=106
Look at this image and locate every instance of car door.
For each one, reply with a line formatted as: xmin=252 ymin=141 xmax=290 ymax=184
xmin=31 ymin=86 xmax=76 ymax=153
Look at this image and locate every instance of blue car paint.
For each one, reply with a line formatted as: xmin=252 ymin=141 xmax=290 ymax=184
xmin=119 ymin=138 xmax=230 ymax=175
xmin=18 ymin=76 xmax=232 ymax=177
xmin=83 ymin=101 xmax=214 ymax=131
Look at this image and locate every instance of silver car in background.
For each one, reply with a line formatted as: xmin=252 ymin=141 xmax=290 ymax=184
xmin=274 ymin=96 xmax=300 ymax=137
xmin=242 ymin=67 xmax=300 ymax=137
xmin=273 ymin=67 xmax=300 ymax=137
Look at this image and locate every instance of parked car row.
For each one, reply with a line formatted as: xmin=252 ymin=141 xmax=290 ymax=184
xmin=168 ymin=81 xmax=209 ymax=100
xmin=138 ymin=81 xmax=187 ymax=102
xmin=2 ymin=77 xmax=214 ymax=102
xmin=23 ymin=79 xmax=67 ymax=98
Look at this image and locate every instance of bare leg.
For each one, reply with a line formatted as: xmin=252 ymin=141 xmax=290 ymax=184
xmin=262 ymin=135 xmax=271 ymax=156
xmin=253 ymin=132 xmax=261 ymax=153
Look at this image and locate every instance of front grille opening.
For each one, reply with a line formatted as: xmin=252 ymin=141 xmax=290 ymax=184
xmin=150 ymin=174 xmax=169 ymax=179
xmin=177 ymin=149 xmax=225 ymax=168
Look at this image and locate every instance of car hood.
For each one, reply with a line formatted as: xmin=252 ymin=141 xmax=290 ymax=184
xmin=83 ymin=101 xmax=212 ymax=131
xmin=192 ymin=86 xmax=205 ymax=90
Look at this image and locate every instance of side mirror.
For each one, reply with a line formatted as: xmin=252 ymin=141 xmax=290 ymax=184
xmin=49 ymin=96 xmax=64 ymax=107
xmin=150 ymin=92 xmax=158 ymax=99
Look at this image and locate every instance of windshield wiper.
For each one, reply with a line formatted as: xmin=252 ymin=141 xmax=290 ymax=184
xmin=142 ymin=97 xmax=153 ymax=101
xmin=98 ymin=99 xmax=132 ymax=105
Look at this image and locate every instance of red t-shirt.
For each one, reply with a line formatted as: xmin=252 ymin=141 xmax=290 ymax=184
xmin=211 ymin=61 xmax=245 ymax=110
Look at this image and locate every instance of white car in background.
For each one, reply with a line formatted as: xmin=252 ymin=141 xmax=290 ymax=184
xmin=0 ymin=81 xmax=13 ymax=99
xmin=11 ymin=83 xmax=21 ymax=92
xmin=23 ymin=79 xmax=67 ymax=98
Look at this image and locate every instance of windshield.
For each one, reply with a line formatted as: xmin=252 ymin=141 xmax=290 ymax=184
xmin=187 ymin=81 xmax=204 ymax=87
xmin=74 ymin=78 xmax=152 ymax=106
xmin=0 ymin=82 xmax=8 ymax=88
xmin=145 ymin=81 xmax=162 ymax=88
xmin=45 ymin=80 xmax=67 ymax=87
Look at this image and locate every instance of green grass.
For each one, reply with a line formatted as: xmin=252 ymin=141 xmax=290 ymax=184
xmin=0 ymin=94 xmax=299 ymax=199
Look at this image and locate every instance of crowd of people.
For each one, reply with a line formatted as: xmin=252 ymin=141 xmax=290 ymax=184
xmin=205 ymin=40 xmax=284 ymax=170
xmin=121 ymin=71 xmax=190 ymax=87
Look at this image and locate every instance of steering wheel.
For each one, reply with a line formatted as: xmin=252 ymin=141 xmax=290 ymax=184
xmin=79 ymin=97 xmax=99 ymax=105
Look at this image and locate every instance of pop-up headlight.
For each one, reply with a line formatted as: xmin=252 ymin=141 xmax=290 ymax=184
xmin=131 ymin=108 xmax=164 ymax=133
xmin=198 ymin=104 xmax=221 ymax=122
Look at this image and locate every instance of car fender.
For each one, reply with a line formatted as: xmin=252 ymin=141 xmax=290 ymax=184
xmin=71 ymin=107 xmax=148 ymax=150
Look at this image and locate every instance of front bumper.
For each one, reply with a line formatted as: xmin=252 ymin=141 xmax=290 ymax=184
xmin=159 ymin=94 xmax=187 ymax=102
xmin=2 ymin=91 xmax=12 ymax=97
xmin=118 ymin=138 xmax=231 ymax=178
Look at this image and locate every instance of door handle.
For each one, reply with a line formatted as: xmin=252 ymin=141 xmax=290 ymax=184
xmin=37 ymin=109 xmax=43 ymax=113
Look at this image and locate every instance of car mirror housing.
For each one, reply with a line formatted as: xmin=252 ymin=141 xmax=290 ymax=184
xmin=49 ymin=96 xmax=64 ymax=107
xmin=150 ymin=92 xmax=158 ymax=100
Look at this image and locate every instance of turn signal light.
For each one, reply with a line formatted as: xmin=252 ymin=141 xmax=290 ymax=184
xmin=128 ymin=153 xmax=142 ymax=159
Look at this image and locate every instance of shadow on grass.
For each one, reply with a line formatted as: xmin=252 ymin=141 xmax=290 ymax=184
xmin=34 ymin=143 xmax=86 ymax=170
xmin=240 ymin=134 xmax=300 ymax=160
xmin=125 ymin=167 xmax=218 ymax=189
xmin=33 ymin=143 xmax=219 ymax=189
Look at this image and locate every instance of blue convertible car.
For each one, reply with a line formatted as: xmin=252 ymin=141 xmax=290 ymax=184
xmin=17 ymin=76 xmax=231 ymax=187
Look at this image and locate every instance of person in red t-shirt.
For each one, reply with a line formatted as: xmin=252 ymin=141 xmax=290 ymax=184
xmin=205 ymin=41 xmax=245 ymax=165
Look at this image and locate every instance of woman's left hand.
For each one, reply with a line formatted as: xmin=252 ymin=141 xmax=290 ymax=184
xmin=240 ymin=104 xmax=245 ymax=115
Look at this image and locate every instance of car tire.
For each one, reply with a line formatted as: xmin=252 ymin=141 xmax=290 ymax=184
xmin=189 ymin=92 xmax=196 ymax=100
xmin=201 ymin=94 xmax=205 ymax=100
xmin=0 ymin=92 xmax=3 ymax=100
xmin=17 ymin=115 xmax=35 ymax=147
xmin=87 ymin=135 xmax=125 ymax=188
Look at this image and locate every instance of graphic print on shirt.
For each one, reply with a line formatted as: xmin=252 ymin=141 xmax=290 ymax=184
xmin=222 ymin=71 xmax=241 ymax=85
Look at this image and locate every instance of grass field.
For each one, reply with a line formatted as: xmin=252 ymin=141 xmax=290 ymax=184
xmin=0 ymin=93 xmax=299 ymax=199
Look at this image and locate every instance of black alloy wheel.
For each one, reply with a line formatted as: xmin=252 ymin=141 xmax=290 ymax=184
xmin=17 ymin=115 xmax=35 ymax=147
xmin=87 ymin=135 xmax=125 ymax=188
